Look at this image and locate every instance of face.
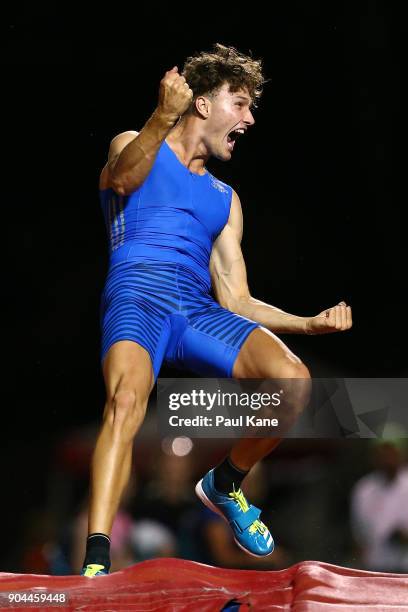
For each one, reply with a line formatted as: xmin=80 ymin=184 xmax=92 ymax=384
xmin=374 ymin=443 xmax=402 ymax=476
xmin=199 ymin=83 xmax=255 ymax=161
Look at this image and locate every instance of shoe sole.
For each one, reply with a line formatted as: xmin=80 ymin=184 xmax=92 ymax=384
xmin=195 ymin=478 xmax=274 ymax=558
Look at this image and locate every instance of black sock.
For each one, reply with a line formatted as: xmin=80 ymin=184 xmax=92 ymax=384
xmin=213 ymin=457 xmax=249 ymax=494
xmin=83 ymin=533 xmax=111 ymax=570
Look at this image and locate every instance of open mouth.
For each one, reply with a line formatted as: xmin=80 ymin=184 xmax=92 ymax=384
xmin=226 ymin=128 xmax=246 ymax=150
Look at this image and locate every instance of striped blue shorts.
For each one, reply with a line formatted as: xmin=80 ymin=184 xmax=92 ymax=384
xmin=100 ymin=261 xmax=259 ymax=381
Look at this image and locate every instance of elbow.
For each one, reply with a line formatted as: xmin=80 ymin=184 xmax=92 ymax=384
xmin=216 ymin=294 xmax=236 ymax=312
xmin=110 ymin=173 xmax=128 ymax=196
xmin=223 ymin=295 xmax=250 ymax=315
xmin=110 ymin=182 xmax=127 ymax=196
xmin=218 ymin=297 xmax=234 ymax=311
xmin=110 ymin=172 xmax=142 ymax=196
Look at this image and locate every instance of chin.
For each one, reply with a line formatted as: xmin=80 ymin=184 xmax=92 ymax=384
xmin=214 ymin=149 xmax=232 ymax=162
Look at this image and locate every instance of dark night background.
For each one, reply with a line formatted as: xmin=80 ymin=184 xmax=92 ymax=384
xmin=2 ymin=2 xmax=407 ymax=572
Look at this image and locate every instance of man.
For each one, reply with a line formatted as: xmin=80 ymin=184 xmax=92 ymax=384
xmin=81 ymin=44 xmax=352 ymax=576
xmin=351 ymin=435 xmax=408 ymax=572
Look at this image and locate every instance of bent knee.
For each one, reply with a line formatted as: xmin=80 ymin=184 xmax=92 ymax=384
xmin=280 ymin=360 xmax=310 ymax=380
xmin=261 ymin=356 xmax=310 ymax=381
xmin=276 ymin=361 xmax=311 ymax=410
xmin=106 ymin=389 xmax=148 ymax=436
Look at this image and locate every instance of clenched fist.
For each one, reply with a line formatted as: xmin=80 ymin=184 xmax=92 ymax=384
xmin=157 ymin=66 xmax=194 ymax=123
xmin=305 ymin=301 xmax=353 ymax=335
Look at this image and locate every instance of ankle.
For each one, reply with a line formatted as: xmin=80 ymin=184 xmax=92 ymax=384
xmin=83 ymin=533 xmax=111 ymax=571
xmin=213 ymin=456 xmax=249 ymax=494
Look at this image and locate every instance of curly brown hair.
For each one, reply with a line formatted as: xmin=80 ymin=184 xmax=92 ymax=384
xmin=182 ymin=43 xmax=266 ymax=108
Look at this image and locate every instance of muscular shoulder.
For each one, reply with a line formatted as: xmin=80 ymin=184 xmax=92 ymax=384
xmin=108 ymin=130 xmax=139 ymax=158
xmin=99 ymin=130 xmax=139 ymax=190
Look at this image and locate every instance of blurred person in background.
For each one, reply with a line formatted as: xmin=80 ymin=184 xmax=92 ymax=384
xmin=138 ymin=452 xmax=200 ymax=559
xmin=350 ymin=430 xmax=408 ymax=572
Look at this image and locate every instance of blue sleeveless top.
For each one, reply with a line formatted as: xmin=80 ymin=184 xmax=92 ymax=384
xmin=99 ymin=140 xmax=233 ymax=292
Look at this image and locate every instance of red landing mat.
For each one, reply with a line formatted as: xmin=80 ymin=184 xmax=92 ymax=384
xmin=1 ymin=558 xmax=408 ymax=611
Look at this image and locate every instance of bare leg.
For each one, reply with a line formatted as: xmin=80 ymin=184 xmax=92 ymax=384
xmin=229 ymin=328 xmax=311 ymax=471
xmin=196 ymin=329 xmax=310 ymax=557
xmin=88 ymin=340 xmax=154 ymax=536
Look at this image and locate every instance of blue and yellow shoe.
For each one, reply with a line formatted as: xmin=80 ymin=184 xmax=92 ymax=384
xmin=195 ymin=469 xmax=274 ymax=557
xmin=81 ymin=563 xmax=109 ymax=577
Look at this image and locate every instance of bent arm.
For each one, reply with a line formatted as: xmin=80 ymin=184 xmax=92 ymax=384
xmin=210 ymin=190 xmax=308 ymax=334
xmin=107 ymin=67 xmax=193 ymax=195
xmin=108 ymin=111 xmax=175 ymax=195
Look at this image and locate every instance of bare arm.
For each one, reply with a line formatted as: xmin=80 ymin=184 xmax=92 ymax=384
xmin=210 ymin=191 xmax=353 ymax=334
xmin=107 ymin=67 xmax=193 ymax=195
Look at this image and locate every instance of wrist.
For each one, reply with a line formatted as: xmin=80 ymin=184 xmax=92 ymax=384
xmin=304 ymin=317 xmax=313 ymax=335
xmin=153 ymin=107 xmax=179 ymax=128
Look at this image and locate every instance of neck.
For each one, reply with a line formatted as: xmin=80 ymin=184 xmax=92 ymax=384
xmin=166 ymin=116 xmax=209 ymax=175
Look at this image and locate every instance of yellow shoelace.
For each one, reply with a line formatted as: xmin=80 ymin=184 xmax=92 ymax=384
xmin=228 ymin=488 xmax=267 ymax=535
xmin=83 ymin=563 xmax=106 ymax=577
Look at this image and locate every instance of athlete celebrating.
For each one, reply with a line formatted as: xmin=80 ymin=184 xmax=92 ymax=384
xmin=81 ymin=44 xmax=352 ymax=576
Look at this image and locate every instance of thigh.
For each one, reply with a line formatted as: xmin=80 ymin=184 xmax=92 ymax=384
xmin=232 ymin=327 xmax=305 ymax=378
xmin=167 ymin=302 xmax=259 ymax=377
xmin=102 ymin=340 xmax=155 ymax=402
xmin=100 ymin=262 xmax=175 ymax=382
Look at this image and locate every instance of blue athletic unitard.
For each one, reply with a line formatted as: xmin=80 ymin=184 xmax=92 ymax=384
xmin=99 ymin=140 xmax=259 ymax=380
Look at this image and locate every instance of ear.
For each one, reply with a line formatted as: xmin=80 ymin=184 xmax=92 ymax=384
xmin=195 ymin=95 xmax=211 ymax=119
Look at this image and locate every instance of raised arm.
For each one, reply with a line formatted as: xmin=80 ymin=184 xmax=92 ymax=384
xmin=103 ymin=67 xmax=193 ymax=196
xmin=210 ymin=191 xmax=352 ymax=335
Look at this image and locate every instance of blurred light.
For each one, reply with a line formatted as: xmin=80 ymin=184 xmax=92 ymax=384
xmin=161 ymin=437 xmax=173 ymax=455
xmin=161 ymin=436 xmax=194 ymax=456
xmin=171 ymin=437 xmax=193 ymax=456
